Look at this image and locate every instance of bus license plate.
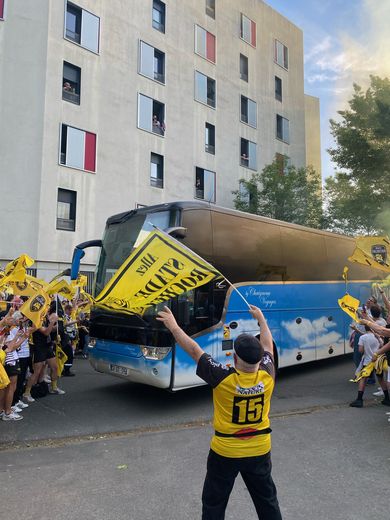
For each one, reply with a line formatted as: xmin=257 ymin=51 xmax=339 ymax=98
xmin=109 ymin=364 xmax=129 ymax=376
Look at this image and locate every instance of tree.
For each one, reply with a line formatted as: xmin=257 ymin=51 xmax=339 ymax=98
xmin=232 ymin=161 xmax=324 ymax=229
xmin=325 ymin=75 xmax=390 ymax=235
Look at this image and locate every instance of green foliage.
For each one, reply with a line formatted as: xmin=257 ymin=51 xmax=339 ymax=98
xmin=232 ymin=162 xmax=324 ymax=229
xmin=325 ymin=75 xmax=390 ymax=235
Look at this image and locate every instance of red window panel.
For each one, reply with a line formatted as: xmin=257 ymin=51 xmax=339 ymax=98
xmin=206 ymin=32 xmax=216 ymax=63
xmin=0 ymin=0 xmax=4 ymax=19
xmin=251 ymin=21 xmax=256 ymax=47
xmin=84 ymin=132 xmax=96 ymax=172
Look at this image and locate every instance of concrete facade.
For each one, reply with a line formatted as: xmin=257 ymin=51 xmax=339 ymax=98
xmin=0 ymin=0 xmax=321 ymax=276
xmin=304 ymin=94 xmax=322 ymax=178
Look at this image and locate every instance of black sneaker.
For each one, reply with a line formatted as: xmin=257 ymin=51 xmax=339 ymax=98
xmin=63 ymin=371 xmax=76 ymax=377
xmin=349 ymin=399 xmax=363 ymax=408
xmin=381 ymin=399 xmax=390 ymax=406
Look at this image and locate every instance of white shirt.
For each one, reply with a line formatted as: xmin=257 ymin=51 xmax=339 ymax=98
xmin=8 ymin=326 xmax=29 ymax=359
xmin=358 ymin=332 xmax=380 ymax=365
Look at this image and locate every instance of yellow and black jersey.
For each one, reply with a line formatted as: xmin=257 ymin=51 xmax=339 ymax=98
xmin=197 ymin=353 xmax=275 ymax=458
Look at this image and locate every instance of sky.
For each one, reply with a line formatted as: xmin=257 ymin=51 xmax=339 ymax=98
xmin=264 ymin=0 xmax=390 ymax=181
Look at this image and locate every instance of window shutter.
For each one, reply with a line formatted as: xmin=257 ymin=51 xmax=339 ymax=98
xmin=138 ymin=94 xmax=153 ymax=131
xmin=195 ymin=26 xmax=206 ymax=57
xmin=81 ymin=10 xmax=100 ymax=53
xmin=206 ymin=32 xmax=216 ymax=62
xmin=249 ymin=142 xmax=257 ymax=170
xmin=251 ymin=21 xmax=256 ymax=47
xmin=140 ymin=41 xmax=155 ymax=78
xmin=84 ymin=132 xmax=96 ymax=172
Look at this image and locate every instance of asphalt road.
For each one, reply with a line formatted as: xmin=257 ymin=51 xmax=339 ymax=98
xmin=1 ymin=355 xmax=389 ymax=519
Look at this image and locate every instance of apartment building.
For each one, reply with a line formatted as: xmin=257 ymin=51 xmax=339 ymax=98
xmin=0 ymin=0 xmax=321 ymax=278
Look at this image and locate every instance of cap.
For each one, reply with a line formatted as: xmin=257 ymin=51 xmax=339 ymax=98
xmin=234 ymin=334 xmax=263 ymax=364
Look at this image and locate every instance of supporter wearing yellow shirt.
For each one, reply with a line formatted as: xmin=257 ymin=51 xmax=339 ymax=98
xmin=157 ymin=305 xmax=282 ymax=520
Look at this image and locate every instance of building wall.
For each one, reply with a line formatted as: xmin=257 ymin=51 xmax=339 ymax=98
xmin=0 ymin=0 xmax=317 ymax=276
xmin=304 ymin=94 xmax=322 ymax=178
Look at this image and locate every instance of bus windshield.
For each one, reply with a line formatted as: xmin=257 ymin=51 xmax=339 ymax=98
xmin=94 ymin=209 xmax=178 ymax=296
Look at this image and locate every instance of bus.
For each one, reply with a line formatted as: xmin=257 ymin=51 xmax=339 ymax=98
xmin=71 ymin=201 xmax=385 ymax=391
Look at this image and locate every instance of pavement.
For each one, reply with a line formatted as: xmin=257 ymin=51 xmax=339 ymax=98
xmin=1 ymin=356 xmax=389 ymax=519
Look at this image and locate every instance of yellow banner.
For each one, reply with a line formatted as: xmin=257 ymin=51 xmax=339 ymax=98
xmin=338 ymin=293 xmax=360 ymax=321
xmin=348 ymin=236 xmax=390 ymax=273
xmin=0 ymin=254 xmax=35 ymax=289
xmin=95 ymin=230 xmax=222 ymax=315
xmin=19 ymin=289 xmax=51 ymax=328
xmin=47 ymin=279 xmax=76 ymax=300
xmin=10 ymin=275 xmax=48 ymax=297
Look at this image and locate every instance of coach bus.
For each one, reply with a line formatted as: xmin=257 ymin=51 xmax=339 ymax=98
xmin=71 ymin=201 xmax=385 ymax=391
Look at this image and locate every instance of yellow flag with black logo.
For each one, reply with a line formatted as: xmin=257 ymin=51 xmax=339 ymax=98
xmin=349 ymin=236 xmax=390 ymax=273
xmin=338 ymin=293 xmax=360 ymax=321
xmin=55 ymin=344 xmax=68 ymax=377
xmin=71 ymin=274 xmax=88 ymax=289
xmin=20 ymin=289 xmax=51 ymax=328
xmin=95 ymin=229 xmax=222 ymax=315
xmin=0 ymin=253 xmax=35 ymax=288
xmin=10 ymin=275 xmax=48 ymax=297
xmin=47 ymin=279 xmax=76 ymax=299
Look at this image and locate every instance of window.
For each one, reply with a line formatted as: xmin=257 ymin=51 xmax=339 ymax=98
xmin=206 ymin=0 xmax=215 ymax=19
xmin=65 ymin=2 xmax=100 ymax=53
xmin=60 ymin=124 xmax=96 ymax=172
xmin=195 ymin=167 xmax=216 ymax=203
xmin=63 ymin=62 xmax=81 ymax=104
xmin=153 ymin=0 xmax=165 ymax=33
xmin=274 ymin=40 xmax=288 ymax=69
xmin=138 ymin=94 xmax=165 ymax=136
xmin=240 ymin=96 xmax=257 ymax=128
xmin=0 ymin=0 xmax=5 ymax=20
xmin=240 ymin=13 xmax=256 ymax=47
xmin=275 ymin=76 xmax=282 ymax=102
xmin=150 ymin=153 xmax=164 ymax=188
xmin=139 ymin=41 xmax=165 ymax=83
xmin=275 ymin=153 xmax=290 ymax=175
xmin=240 ymin=138 xmax=257 ymax=170
xmin=205 ymin=123 xmax=215 ymax=154
xmin=195 ymin=71 xmax=216 ymax=108
xmin=57 ymin=189 xmax=77 ymax=231
xmin=276 ymin=115 xmax=290 ymax=143
xmin=240 ymin=54 xmax=248 ymax=82
xmin=195 ymin=25 xmax=216 ymax=63
xmin=276 ymin=114 xmax=290 ymax=144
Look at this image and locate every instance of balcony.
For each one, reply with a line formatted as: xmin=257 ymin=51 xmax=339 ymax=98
xmin=57 ymin=218 xmax=75 ymax=231
xmin=63 ymin=89 xmax=80 ymax=105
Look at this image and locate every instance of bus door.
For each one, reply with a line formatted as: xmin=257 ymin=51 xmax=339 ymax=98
xmin=172 ymin=281 xmax=227 ymax=389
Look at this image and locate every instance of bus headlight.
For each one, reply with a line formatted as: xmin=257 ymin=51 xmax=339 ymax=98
xmin=141 ymin=346 xmax=171 ymax=360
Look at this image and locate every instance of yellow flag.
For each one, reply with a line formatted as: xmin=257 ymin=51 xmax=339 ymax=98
xmin=95 ymin=229 xmax=222 ymax=315
xmin=0 ymin=254 xmax=35 ymax=288
xmin=47 ymin=279 xmax=76 ymax=299
xmin=20 ymin=290 xmax=51 ymax=328
xmin=348 ymin=236 xmax=390 ymax=273
xmin=349 ymin=361 xmax=375 ymax=382
xmin=338 ymin=293 xmax=360 ymax=321
xmin=55 ymin=345 xmax=68 ymax=377
xmin=71 ymin=274 xmax=88 ymax=288
xmin=10 ymin=275 xmax=48 ymax=297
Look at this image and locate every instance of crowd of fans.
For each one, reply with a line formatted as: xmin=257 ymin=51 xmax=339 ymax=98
xmin=0 ymin=294 xmax=89 ymax=421
xmin=349 ymin=288 xmax=390 ymax=422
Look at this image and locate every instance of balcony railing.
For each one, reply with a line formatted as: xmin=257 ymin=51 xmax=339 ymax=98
xmin=65 ymin=28 xmax=81 ymax=44
xmin=152 ymin=20 xmax=165 ymax=33
xmin=195 ymin=188 xmax=204 ymax=200
xmin=154 ymin=72 xmax=165 ymax=84
xmin=205 ymin=143 xmax=215 ymax=155
xmin=150 ymin=177 xmax=163 ymax=188
xmin=57 ymin=218 xmax=75 ymax=231
xmin=63 ymin=89 xmax=80 ymax=104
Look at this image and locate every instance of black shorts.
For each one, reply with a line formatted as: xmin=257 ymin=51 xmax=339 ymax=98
xmin=32 ymin=345 xmax=55 ymax=364
xmin=5 ymin=362 xmax=21 ymax=377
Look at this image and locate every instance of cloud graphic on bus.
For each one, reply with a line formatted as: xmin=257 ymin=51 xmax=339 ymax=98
xmin=281 ymin=316 xmax=343 ymax=350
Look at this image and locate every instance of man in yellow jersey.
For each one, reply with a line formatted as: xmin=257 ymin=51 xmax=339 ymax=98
xmin=157 ymin=304 xmax=282 ymax=520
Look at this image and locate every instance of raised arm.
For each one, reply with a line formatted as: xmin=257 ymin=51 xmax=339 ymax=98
xmin=249 ymin=305 xmax=274 ymax=355
xmin=360 ymin=319 xmax=390 ymax=337
xmin=157 ymin=306 xmax=204 ymax=363
xmin=379 ymin=288 xmax=390 ymax=316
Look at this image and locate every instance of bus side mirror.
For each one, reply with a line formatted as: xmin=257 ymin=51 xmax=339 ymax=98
xmin=165 ymin=227 xmax=187 ymax=239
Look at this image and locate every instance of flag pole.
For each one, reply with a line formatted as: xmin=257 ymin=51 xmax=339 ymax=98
xmin=222 ymin=277 xmax=251 ymax=309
